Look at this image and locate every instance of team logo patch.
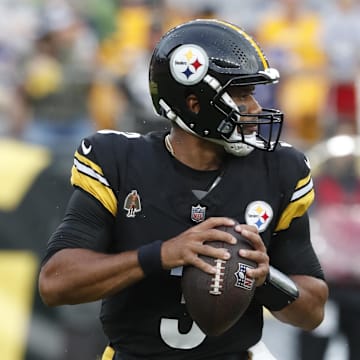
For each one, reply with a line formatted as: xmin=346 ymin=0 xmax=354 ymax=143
xmin=170 ymin=44 xmax=209 ymax=85
xmin=123 ymin=190 xmax=142 ymax=218
xmin=191 ymin=204 xmax=206 ymax=223
xmin=234 ymin=263 xmax=255 ymax=290
xmin=245 ymin=201 xmax=273 ymax=233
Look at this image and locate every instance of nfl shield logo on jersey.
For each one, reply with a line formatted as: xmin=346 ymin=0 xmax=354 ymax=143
xmin=191 ymin=204 xmax=206 ymax=223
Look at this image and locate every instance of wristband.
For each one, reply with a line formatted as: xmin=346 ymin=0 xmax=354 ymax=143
xmin=138 ymin=240 xmax=163 ymax=276
xmin=254 ymin=266 xmax=299 ymax=311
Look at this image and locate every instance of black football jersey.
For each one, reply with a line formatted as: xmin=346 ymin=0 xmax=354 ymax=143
xmin=58 ymin=130 xmax=318 ymax=358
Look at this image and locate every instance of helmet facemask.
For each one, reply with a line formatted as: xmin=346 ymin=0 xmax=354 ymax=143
xmin=209 ymin=78 xmax=284 ymax=156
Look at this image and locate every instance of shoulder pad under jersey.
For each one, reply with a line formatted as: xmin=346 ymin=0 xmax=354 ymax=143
xmin=71 ymin=130 xmax=142 ymax=216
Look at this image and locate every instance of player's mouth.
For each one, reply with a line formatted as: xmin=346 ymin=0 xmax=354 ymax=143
xmin=238 ymin=123 xmax=258 ymax=135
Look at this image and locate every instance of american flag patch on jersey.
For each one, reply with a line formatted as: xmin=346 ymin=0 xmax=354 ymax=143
xmin=234 ymin=263 xmax=255 ymax=290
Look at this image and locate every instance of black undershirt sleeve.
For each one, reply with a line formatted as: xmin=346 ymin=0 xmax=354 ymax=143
xmin=41 ymin=188 xmax=114 ymax=265
xmin=268 ymin=213 xmax=325 ymax=280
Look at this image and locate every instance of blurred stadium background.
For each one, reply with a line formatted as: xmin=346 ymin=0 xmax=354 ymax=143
xmin=1 ymin=0 xmax=359 ymax=359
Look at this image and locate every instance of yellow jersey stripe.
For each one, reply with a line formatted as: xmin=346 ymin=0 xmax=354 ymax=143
xmin=71 ymin=166 xmax=117 ymax=216
xmin=101 ymin=345 xmax=115 ymax=360
xmin=296 ymin=173 xmax=312 ymax=190
xmin=216 ymin=20 xmax=268 ymax=69
xmin=275 ymin=189 xmax=314 ymax=232
xmin=73 ymin=158 xmax=110 ymax=187
xmin=75 ymin=151 xmax=103 ymax=175
xmin=291 ymin=177 xmax=313 ymax=202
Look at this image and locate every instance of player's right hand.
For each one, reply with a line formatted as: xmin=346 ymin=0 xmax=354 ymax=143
xmin=161 ymin=217 xmax=238 ymax=274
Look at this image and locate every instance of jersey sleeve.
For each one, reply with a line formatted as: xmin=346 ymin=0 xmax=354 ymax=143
xmin=70 ymin=131 xmax=125 ymax=217
xmin=274 ymin=143 xmax=315 ymax=232
xmin=269 ymin=144 xmax=324 ymax=278
xmin=269 ymin=213 xmax=324 ymax=279
xmin=42 ymin=189 xmax=114 ymax=264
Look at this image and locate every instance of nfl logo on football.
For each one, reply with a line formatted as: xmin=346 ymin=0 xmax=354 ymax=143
xmin=234 ymin=263 xmax=255 ymax=290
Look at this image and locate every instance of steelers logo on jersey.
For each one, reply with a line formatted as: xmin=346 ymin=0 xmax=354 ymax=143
xmin=245 ymin=201 xmax=273 ymax=233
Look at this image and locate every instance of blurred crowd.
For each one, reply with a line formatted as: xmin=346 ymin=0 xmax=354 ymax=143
xmin=1 ymin=0 xmax=360 ymax=359
xmin=0 ymin=0 xmax=359 ymax=152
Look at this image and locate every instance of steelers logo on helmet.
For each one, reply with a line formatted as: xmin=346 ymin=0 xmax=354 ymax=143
xmin=169 ymin=44 xmax=209 ymax=85
xmin=245 ymin=201 xmax=273 ymax=233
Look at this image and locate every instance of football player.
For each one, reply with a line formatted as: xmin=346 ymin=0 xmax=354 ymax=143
xmin=39 ymin=19 xmax=328 ymax=360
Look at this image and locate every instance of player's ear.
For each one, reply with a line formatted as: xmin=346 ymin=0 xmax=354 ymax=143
xmin=186 ymin=94 xmax=200 ymax=114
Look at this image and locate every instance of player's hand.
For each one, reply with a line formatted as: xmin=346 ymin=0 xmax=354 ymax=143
xmin=234 ymin=224 xmax=269 ymax=287
xmin=161 ymin=217 xmax=237 ymax=274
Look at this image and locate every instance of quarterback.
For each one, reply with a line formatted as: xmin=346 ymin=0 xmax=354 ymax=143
xmin=39 ymin=19 xmax=328 ymax=360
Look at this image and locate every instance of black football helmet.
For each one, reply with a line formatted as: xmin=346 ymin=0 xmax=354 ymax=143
xmin=149 ymin=19 xmax=284 ymax=156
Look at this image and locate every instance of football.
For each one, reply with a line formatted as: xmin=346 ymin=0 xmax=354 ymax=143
xmin=181 ymin=225 xmax=257 ymax=336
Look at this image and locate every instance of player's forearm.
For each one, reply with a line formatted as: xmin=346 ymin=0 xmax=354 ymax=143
xmin=271 ymin=275 xmax=328 ymax=330
xmin=39 ymin=248 xmax=145 ymax=306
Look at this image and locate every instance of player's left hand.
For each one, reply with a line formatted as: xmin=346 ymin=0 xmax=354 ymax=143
xmin=234 ymin=224 xmax=269 ymax=287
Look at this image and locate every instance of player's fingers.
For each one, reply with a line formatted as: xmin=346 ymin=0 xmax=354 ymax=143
xmin=193 ymin=217 xmax=236 ymax=231
xmin=196 ymin=243 xmax=231 ymax=262
xmin=236 ymin=225 xmax=266 ymax=251
xmin=239 ymin=247 xmax=268 ymax=267
xmin=246 ymin=259 xmax=268 ymax=277
xmin=188 ymin=254 xmax=218 ymax=275
xmin=194 ymin=228 xmax=237 ymax=246
xmin=239 ymin=249 xmax=269 ymax=286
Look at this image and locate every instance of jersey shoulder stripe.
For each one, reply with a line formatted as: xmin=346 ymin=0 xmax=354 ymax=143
xmin=73 ymin=152 xmax=110 ymax=186
xmin=291 ymin=173 xmax=313 ymax=202
xmin=275 ymin=171 xmax=314 ymax=232
xmin=71 ymin=150 xmax=117 ymax=216
xmin=272 ymin=145 xmax=315 ymax=232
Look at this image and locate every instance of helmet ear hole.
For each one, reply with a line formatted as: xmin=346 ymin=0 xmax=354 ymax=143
xmin=186 ymin=94 xmax=200 ymax=114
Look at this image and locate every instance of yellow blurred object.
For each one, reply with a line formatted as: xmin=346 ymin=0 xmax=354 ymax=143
xmin=278 ymin=74 xmax=329 ymax=142
xmin=255 ymin=7 xmax=329 ymax=145
xmin=101 ymin=345 xmax=115 ymax=360
xmin=0 ymin=251 xmax=38 ymax=360
xmin=24 ymin=56 xmax=63 ymax=98
xmin=97 ymin=5 xmax=152 ymax=76
xmin=0 ymin=139 xmax=51 ymax=211
xmin=88 ymin=81 xmax=126 ymax=130
xmin=256 ymin=13 xmax=326 ymax=70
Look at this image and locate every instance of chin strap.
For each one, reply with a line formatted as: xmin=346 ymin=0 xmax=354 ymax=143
xmin=248 ymin=341 xmax=278 ymax=360
xmin=223 ymin=129 xmax=256 ymax=157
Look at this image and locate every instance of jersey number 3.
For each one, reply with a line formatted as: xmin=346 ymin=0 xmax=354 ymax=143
xmin=159 ymin=266 xmax=206 ymax=349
